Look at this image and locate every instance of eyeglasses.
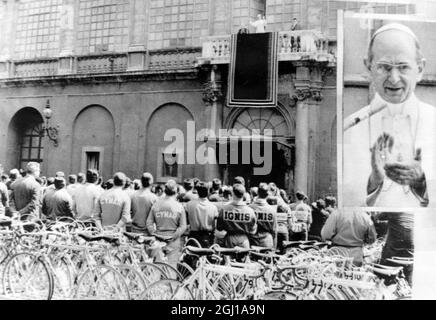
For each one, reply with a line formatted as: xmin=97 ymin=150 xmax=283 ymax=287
xmin=374 ymin=62 xmax=414 ymax=75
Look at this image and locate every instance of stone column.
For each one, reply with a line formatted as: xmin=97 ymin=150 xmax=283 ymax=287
xmin=127 ymin=0 xmax=148 ymax=71
xmin=202 ymin=65 xmax=223 ymax=181
xmin=58 ymin=0 xmax=76 ymax=74
xmin=294 ymin=92 xmax=310 ymax=195
xmin=293 ymin=66 xmax=311 ymax=195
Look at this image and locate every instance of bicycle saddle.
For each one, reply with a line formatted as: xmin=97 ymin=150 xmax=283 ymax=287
xmin=250 ymin=246 xmax=274 ymax=253
xmin=153 ymin=234 xmax=173 ymax=242
xmin=0 ymin=219 xmax=12 ymax=227
xmin=213 ymin=246 xmax=252 ymax=256
xmin=385 ymin=257 xmax=414 ymax=266
xmin=78 ymin=233 xmax=120 ymax=245
xmin=282 ymin=241 xmax=305 ymax=248
xmin=123 ymin=232 xmax=155 ymax=244
xmin=371 ymin=266 xmax=403 ymax=278
xmin=184 ymin=245 xmax=215 ymax=256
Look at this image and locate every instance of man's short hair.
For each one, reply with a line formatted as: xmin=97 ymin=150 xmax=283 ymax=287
xmin=250 ymin=187 xmax=259 ymax=198
xmin=232 ymin=183 xmax=246 ymax=199
xmin=86 ymin=169 xmax=99 ymax=184
xmin=164 ymin=180 xmax=178 ymax=196
xmin=124 ymin=177 xmax=132 ymax=189
xmin=106 ymin=179 xmax=114 ymax=189
xmin=233 ymin=176 xmax=245 ymax=186
xmin=325 ymin=196 xmax=337 ymax=208
xmin=193 ymin=178 xmax=200 ymax=187
xmin=196 ymin=181 xmax=209 ymax=198
xmin=183 ymin=178 xmax=193 ymax=191
xmin=26 ymin=162 xmax=40 ymax=175
xmin=141 ymin=173 xmax=154 ymax=188
xmin=54 ymin=177 xmax=66 ymax=190
xmin=222 ymin=186 xmax=232 ymax=199
xmin=266 ymin=196 xmax=278 ymax=206
xmin=68 ymin=174 xmax=77 ymax=184
xmin=367 ymin=23 xmax=424 ymax=65
xmin=47 ymin=177 xmax=55 ymax=186
xmin=77 ymin=172 xmax=86 ymax=183
xmin=212 ymin=178 xmax=221 ymax=191
xmin=316 ymin=199 xmax=326 ymax=210
xmin=113 ymin=172 xmax=127 ymax=187
xmin=296 ymin=191 xmax=306 ymax=201
xmin=258 ymin=183 xmax=269 ymax=199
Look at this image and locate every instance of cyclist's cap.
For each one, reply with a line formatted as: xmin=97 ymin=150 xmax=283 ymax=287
xmin=183 ymin=178 xmax=193 ymax=185
xmin=26 ymin=162 xmax=40 ymax=174
xmin=371 ymin=23 xmax=418 ymax=43
xmin=212 ymin=178 xmax=221 ymax=189
xmin=233 ymin=176 xmax=245 ymax=186
xmin=55 ymin=171 xmax=65 ymax=178
xmin=232 ymin=183 xmax=246 ymax=198
xmin=54 ymin=177 xmax=66 ymax=189
xmin=165 ymin=179 xmax=178 ymax=195
xmin=9 ymin=168 xmax=20 ymax=176
xmin=296 ymin=191 xmax=307 ymax=200
xmin=258 ymin=183 xmax=269 ymax=198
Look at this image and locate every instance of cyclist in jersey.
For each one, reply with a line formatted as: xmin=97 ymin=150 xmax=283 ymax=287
xmin=249 ymin=183 xmax=277 ymax=248
xmin=95 ymin=172 xmax=132 ymax=230
xmin=185 ymin=181 xmax=218 ymax=248
xmin=216 ymin=184 xmax=257 ymax=248
xmin=146 ymin=180 xmax=187 ymax=267
xmin=290 ymin=191 xmax=312 ymax=241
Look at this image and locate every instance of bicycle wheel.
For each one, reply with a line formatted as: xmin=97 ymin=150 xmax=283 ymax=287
xmin=154 ymin=262 xmax=184 ymax=281
xmin=138 ymin=262 xmax=167 ymax=286
xmin=74 ymin=265 xmax=130 ymax=300
xmin=114 ymin=264 xmax=147 ymax=300
xmin=141 ymin=279 xmax=194 ymax=300
xmin=177 ymin=262 xmax=194 ymax=280
xmin=50 ymin=255 xmax=75 ymax=300
xmin=2 ymin=252 xmax=54 ymax=300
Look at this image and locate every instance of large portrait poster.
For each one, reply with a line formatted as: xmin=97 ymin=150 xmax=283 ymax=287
xmin=337 ymin=11 xmax=436 ymax=299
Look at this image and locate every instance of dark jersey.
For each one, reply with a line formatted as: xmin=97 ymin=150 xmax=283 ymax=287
xmin=249 ymin=199 xmax=276 ymax=234
xmin=217 ymin=201 xmax=257 ymax=236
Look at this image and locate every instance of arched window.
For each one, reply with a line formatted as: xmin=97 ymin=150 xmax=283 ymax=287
xmin=232 ymin=108 xmax=290 ymax=137
xmin=19 ymin=123 xmax=44 ymax=170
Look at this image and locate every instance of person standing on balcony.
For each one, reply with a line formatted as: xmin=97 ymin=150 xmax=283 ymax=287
xmin=250 ymin=14 xmax=267 ymax=33
xmin=290 ymin=17 xmax=300 ymax=31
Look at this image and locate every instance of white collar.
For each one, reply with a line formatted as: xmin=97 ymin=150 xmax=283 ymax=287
xmin=373 ymin=92 xmax=419 ymax=119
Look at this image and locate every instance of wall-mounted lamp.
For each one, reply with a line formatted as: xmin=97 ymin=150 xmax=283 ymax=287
xmin=40 ymin=99 xmax=59 ymax=147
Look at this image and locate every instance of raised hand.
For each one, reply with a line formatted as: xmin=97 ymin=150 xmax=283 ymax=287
xmin=384 ymin=148 xmax=425 ymax=188
xmin=368 ymin=133 xmax=394 ymax=193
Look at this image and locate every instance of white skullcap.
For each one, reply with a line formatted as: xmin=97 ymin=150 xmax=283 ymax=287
xmin=371 ymin=23 xmax=419 ymax=43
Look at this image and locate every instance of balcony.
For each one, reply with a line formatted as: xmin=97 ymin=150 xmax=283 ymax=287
xmin=0 ymin=48 xmax=203 ymax=83
xmin=197 ymin=30 xmax=336 ymax=66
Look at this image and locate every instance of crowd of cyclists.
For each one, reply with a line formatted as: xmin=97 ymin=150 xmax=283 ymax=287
xmin=0 ymin=161 xmax=412 ymax=287
xmin=0 ymin=162 xmax=337 ymax=265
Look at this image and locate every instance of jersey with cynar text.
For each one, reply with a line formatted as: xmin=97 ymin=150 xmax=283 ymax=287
xmin=217 ymin=202 xmax=257 ymax=236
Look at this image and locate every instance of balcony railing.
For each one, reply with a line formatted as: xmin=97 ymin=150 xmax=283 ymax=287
xmin=197 ymin=30 xmax=335 ymax=65
xmin=77 ymin=54 xmax=127 ymax=74
xmin=14 ymin=58 xmax=58 ymax=78
xmin=148 ymin=48 xmax=200 ymax=70
xmin=0 ymin=48 xmax=201 ymax=80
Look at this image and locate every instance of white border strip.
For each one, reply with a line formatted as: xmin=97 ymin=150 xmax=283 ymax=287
xmin=337 ymin=10 xmax=345 ymax=209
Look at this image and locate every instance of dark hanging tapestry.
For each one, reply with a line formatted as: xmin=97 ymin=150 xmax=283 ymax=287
xmin=227 ymin=32 xmax=278 ymax=107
